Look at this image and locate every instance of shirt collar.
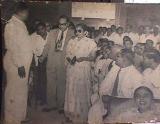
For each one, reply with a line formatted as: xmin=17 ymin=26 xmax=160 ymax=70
xmin=121 ymin=65 xmax=134 ymax=71
xmin=11 ymin=15 xmax=25 ymax=25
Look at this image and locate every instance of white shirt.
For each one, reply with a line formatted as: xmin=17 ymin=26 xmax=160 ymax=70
xmin=31 ymin=32 xmax=48 ymax=66
xmin=143 ymin=64 xmax=160 ymax=99
xmin=100 ymin=64 xmax=143 ymax=98
xmin=117 ymin=65 xmax=143 ymax=98
xmin=4 ymin=15 xmax=32 ymax=67
xmin=110 ymin=33 xmax=124 ymax=45
xmin=56 ymin=28 xmax=68 ymax=51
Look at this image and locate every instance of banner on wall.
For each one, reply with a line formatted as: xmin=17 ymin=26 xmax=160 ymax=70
xmin=72 ymin=2 xmax=116 ymax=19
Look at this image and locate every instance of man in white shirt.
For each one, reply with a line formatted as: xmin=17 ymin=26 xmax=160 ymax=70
xmin=139 ymin=25 xmax=152 ymax=43
xmin=100 ymin=49 xmax=143 ymax=97
xmin=111 ymin=27 xmax=124 ymax=45
xmin=135 ymin=25 xmax=145 ymax=43
xmin=39 ymin=15 xmax=75 ymax=113
xmin=123 ymin=24 xmax=138 ymax=46
xmin=143 ymin=50 xmax=160 ymax=99
xmin=3 ymin=2 xmax=33 ymax=124
xmin=31 ymin=22 xmax=48 ymax=105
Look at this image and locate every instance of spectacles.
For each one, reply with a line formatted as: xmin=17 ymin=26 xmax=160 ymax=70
xmin=76 ymin=29 xmax=82 ymax=33
xmin=59 ymin=23 xmax=67 ymax=26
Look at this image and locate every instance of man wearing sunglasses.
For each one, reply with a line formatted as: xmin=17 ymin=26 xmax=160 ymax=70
xmin=39 ymin=15 xmax=75 ymax=113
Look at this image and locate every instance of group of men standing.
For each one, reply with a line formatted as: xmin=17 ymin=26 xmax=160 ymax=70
xmin=3 ymin=2 xmax=74 ymax=124
xmin=3 ymin=2 xmax=160 ymax=124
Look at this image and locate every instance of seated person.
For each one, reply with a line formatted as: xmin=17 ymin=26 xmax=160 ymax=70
xmin=94 ymin=45 xmax=112 ymax=84
xmin=143 ymin=49 xmax=160 ymax=99
xmin=145 ymin=39 xmax=155 ymax=51
xmin=123 ymin=36 xmax=133 ymax=51
xmin=105 ymin=86 xmax=160 ymax=123
xmin=133 ymin=43 xmax=146 ymax=72
xmin=100 ymin=49 xmax=143 ymax=115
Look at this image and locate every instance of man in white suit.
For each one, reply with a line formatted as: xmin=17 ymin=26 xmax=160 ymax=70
xmin=3 ymin=2 xmax=33 ymax=124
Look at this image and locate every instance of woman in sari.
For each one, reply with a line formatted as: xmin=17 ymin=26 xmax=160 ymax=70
xmin=64 ymin=23 xmax=97 ymax=124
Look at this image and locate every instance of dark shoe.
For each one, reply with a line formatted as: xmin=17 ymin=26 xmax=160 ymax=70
xmin=21 ymin=118 xmax=32 ymax=123
xmin=65 ymin=117 xmax=72 ymax=123
xmin=58 ymin=109 xmax=64 ymax=114
xmin=42 ymin=107 xmax=57 ymax=112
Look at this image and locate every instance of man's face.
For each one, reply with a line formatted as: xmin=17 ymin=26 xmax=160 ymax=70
xmin=143 ymin=54 xmax=152 ymax=68
xmin=111 ymin=25 xmax=116 ymax=32
xmin=19 ymin=10 xmax=29 ymax=21
xmin=153 ymin=27 xmax=159 ymax=35
xmin=138 ymin=26 xmax=144 ymax=34
xmin=46 ymin=23 xmax=51 ymax=32
xmin=134 ymin=44 xmax=145 ymax=55
xmin=117 ymin=28 xmax=123 ymax=35
xmin=115 ymin=52 xmax=124 ymax=67
xmin=75 ymin=26 xmax=85 ymax=39
xmin=144 ymin=27 xmax=150 ymax=34
xmin=102 ymin=47 xmax=111 ymax=59
xmin=135 ymin=88 xmax=152 ymax=112
xmin=58 ymin=18 xmax=68 ymax=31
xmin=107 ymin=28 xmax=112 ymax=36
xmin=124 ymin=41 xmax=133 ymax=50
xmin=37 ymin=26 xmax=46 ymax=36
xmin=146 ymin=40 xmax=154 ymax=49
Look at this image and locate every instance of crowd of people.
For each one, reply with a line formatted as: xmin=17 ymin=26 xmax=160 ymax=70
xmin=3 ymin=2 xmax=160 ymax=124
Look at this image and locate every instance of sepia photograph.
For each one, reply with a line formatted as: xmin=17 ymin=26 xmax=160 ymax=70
xmin=1 ymin=0 xmax=160 ymax=124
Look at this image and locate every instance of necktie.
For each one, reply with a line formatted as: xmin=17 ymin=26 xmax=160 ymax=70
xmin=55 ymin=31 xmax=64 ymax=51
xmin=111 ymin=68 xmax=121 ymax=96
xmin=108 ymin=61 xmax=114 ymax=72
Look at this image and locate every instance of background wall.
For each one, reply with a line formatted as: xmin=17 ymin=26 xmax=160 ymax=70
xmin=118 ymin=4 xmax=160 ymax=30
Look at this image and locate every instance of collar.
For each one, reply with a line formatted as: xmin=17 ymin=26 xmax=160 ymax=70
xmin=10 ymin=15 xmax=25 ymax=25
xmin=59 ymin=28 xmax=68 ymax=33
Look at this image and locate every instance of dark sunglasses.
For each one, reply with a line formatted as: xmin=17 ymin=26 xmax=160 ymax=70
xmin=59 ymin=23 xmax=67 ymax=26
xmin=76 ymin=29 xmax=83 ymax=33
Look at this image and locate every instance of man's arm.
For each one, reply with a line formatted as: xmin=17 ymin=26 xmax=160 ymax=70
xmin=4 ymin=23 xmax=28 ymax=78
xmin=39 ymin=32 xmax=52 ymax=62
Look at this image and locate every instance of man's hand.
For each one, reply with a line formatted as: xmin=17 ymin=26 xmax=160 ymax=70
xmin=18 ymin=66 xmax=26 ymax=78
xmin=76 ymin=57 xmax=84 ymax=62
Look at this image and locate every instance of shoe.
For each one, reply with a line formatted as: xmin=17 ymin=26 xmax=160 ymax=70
xmin=21 ymin=118 xmax=32 ymax=123
xmin=58 ymin=109 xmax=64 ymax=114
xmin=65 ymin=117 xmax=72 ymax=123
xmin=42 ymin=107 xmax=57 ymax=112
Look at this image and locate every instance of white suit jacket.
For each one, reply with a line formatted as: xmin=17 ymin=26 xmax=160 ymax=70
xmin=4 ymin=15 xmax=32 ymax=67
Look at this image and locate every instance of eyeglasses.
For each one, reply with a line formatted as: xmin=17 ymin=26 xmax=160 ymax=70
xmin=76 ymin=29 xmax=82 ymax=33
xmin=59 ymin=23 xmax=67 ymax=26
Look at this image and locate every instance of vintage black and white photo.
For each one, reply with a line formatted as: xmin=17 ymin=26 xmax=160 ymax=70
xmin=1 ymin=1 xmax=160 ymax=124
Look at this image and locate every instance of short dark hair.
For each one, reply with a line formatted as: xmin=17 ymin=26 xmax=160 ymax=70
xmin=35 ymin=22 xmax=46 ymax=31
xmin=134 ymin=86 xmax=153 ymax=99
xmin=144 ymin=49 xmax=160 ymax=63
xmin=59 ymin=15 xmax=69 ymax=22
xmin=14 ymin=2 xmax=29 ymax=14
xmin=76 ymin=23 xmax=88 ymax=32
xmin=120 ymin=49 xmax=134 ymax=64
xmin=123 ymin=36 xmax=133 ymax=45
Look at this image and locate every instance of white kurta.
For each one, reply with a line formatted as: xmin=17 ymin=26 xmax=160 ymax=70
xmin=3 ymin=16 xmax=33 ymax=124
xmin=100 ymin=65 xmax=143 ymax=98
xmin=31 ymin=33 xmax=47 ymax=66
xmin=65 ymin=37 xmax=97 ymax=122
xmin=143 ymin=64 xmax=160 ymax=99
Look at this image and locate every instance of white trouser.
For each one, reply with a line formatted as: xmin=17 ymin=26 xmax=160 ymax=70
xmin=3 ymin=53 xmax=32 ymax=124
